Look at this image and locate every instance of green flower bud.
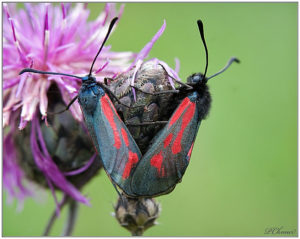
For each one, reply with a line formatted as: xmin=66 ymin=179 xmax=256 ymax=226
xmin=114 ymin=195 xmax=161 ymax=236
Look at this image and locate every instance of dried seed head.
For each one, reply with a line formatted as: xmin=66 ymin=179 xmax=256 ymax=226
xmin=114 ymin=195 xmax=160 ymax=236
xmin=109 ymin=60 xmax=180 ymax=154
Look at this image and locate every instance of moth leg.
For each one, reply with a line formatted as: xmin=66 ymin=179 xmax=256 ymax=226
xmin=104 ymin=77 xmax=114 ymax=85
xmin=101 ymin=84 xmax=144 ymax=109
xmin=159 ymin=63 xmax=193 ymax=90
xmin=47 ymin=95 xmax=78 ymax=115
xmin=112 ymin=183 xmax=122 ymax=198
xmin=125 ymin=121 xmax=168 ymax=126
xmin=131 ymin=85 xmax=179 ymax=95
xmin=112 ymin=183 xmax=128 ymax=205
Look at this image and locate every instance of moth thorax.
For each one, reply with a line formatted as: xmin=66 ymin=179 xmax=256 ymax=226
xmin=78 ymin=85 xmax=101 ymax=114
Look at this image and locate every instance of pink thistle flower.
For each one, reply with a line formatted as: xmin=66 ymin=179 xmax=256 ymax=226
xmin=4 ymin=3 xmax=132 ymax=128
xmin=3 ymin=3 xmax=135 ymax=210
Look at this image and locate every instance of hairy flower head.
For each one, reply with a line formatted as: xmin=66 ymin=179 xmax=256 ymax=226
xmin=3 ymin=3 xmax=134 ymax=128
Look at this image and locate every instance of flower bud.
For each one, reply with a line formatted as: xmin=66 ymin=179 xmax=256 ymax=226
xmin=114 ymin=195 xmax=160 ymax=236
xmin=13 ymin=83 xmax=102 ymax=191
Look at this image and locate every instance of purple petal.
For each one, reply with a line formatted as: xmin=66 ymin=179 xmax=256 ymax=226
xmin=8 ymin=17 xmax=17 ymax=43
xmin=18 ymin=118 xmax=28 ymax=130
xmin=44 ymin=4 xmax=49 ymax=32
xmin=24 ymin=3 xmax=35 ymax=31
xmin=46 ymin=177 xmax=60 ymax=216
xmin=61 ymin=3 xmax=66 ymax=19
xmin=175 ymin=57 xmax=180 ymax=74
xmin=15 ymin=73 xmax=26 ymax=97
xmin=3 ymin=77 xmax=19 ymax=89
xmin=64 ymin=154 xmax=96 ymax=176
xmin=64 ymin=3 xmax=72 ymax=14
xmin=152 ymin=58 xmax=182 ymax=89
xmin=129 ymin=20 xmax=166 ymax=70
xmin=30 ymin=116 xmax=90 ymax=207
xmin=3 ymin=3 xmax=11 ymax=19
xmin=130 ymin=59 xmax=143 ymax=102
xmin=7 ymin=17 xmax=27 ymax=66
xmin=16 ymin=59 xmax=33 ymax=97
xmin=3 ymin=133 xmax=31 ymax=205
xmin=39 ymin=80 xmax=49 ymax=117
xmin=95 ymin=60 xmax=110 ymax=74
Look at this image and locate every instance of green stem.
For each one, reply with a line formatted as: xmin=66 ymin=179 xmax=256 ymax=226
xmin=61 ymin=199 xmax=79 ymax=236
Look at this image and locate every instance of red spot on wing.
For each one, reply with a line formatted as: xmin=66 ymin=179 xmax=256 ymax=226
xmin=109 ymin=97 xmax=122 ymax=121
xmin=168 ymin=97 xmax=191 ymax=128
xmin=164 ymin=133 xmax=173 ymax=148
xmin=122 ymin=151 xmax=139 ymax=179
xmin=121 ymin=128 xmax=129 ymax=147
xmin=172 ymin=102 xmax=196 ymax=154
xmin=150 ymin=151 xmax=165 ymax=177
xmin=101 ymin=94 xmax=121 ymax=149
xmin=187 ymin=142 xmax=194 ymax=162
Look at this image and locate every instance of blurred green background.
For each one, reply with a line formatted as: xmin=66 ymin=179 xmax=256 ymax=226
xmin=3 ymin=3 xmax=297 ymax=236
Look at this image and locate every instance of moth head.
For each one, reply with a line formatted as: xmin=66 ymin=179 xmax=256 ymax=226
xmin=82 ymin=75 xmax=96 ymax=83
xmin=187 ymin=72 xmax=206 ymax=85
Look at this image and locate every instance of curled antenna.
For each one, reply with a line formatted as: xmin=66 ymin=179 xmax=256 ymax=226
xmin=206 ymin=57 xmax=240 ymax=80
xmin=197 ymin=20 xmax=208 ymax=80
xmin=88 ymin=17 xmax=118 ymax=76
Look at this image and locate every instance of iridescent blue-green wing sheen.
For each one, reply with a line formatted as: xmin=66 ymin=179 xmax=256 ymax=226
xmin=131 ymin=92 xmax=201 ymax=197
xmin=78 ymin=84 xmax=141 ymax=196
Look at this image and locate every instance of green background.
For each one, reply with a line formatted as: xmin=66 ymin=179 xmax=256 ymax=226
xmin=3 ymin=3 xmax=297 ymax=236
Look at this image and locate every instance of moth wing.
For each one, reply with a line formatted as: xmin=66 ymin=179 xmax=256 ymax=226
xmin=131 ymin=96 xmax=201 ymax=197
xmin=82 ymin=93 xmax=141 ymax=196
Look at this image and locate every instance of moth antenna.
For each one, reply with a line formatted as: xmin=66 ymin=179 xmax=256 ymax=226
xmin=20 ymin=17 xmax=119 ymax=79
xmin=88 ymin=17 xmax=118 ymax=77
xmin=19 ymin=68 xmax=83 ymax=80
xmin=206 ymin=57 xmax=240 ymax=80
xmin=197 ymin=20 xmax=208 ymax=80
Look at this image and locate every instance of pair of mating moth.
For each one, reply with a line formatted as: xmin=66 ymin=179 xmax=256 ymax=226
xmin=20 ymin=18 xmax=239 ymax=198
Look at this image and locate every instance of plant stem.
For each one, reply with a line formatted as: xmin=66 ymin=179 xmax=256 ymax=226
xmin=61 ymin=199 xmax=79 ymax=236
xmin=131 ymin=228 xmax=144 ymax=236
xmin=43 ymin=196 xmax=67 ymax=236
